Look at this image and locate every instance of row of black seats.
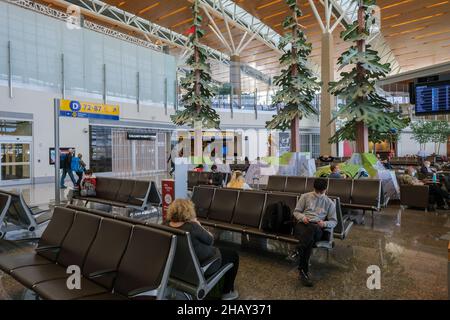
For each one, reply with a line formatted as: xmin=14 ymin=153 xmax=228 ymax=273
xmin=188 ymin=171 xmax=229 ymax=190
xmin=191 ymin=186 xmax=353 ymax=247
xmin=71 ymin=177 xmax=161 ymax=210
xmin=266 ymin=176 xmax=382 ymax=213
xmin=0 ymin=205 xmax=232 ymax=300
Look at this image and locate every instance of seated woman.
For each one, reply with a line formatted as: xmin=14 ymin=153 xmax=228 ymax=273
xmin=166 ymin=199 xmax=240 ymax=300
xmin=226 ymin=171 xmax=251 ymax=190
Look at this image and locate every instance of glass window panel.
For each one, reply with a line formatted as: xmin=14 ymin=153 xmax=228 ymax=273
xmin=138 ymin=46 xmax=153 ymax=103
xmin=1 ymin=164 xmax=30 ymax=180
xmin=36 ymin=14 xmax=61 ymax=88
xmin=104 ymin=37 xmax=122 ymax=97
xmin=0 ymin=2 xmax=8 ymax=81
xmin=121 ymin=42 xmax=137 ymax=99
xmin=0 ymin=120 xmax=32 ymax=136
xmin=83 ymin=30 xmax=103 ymax=95
xmin=152 ymin=51 xmax=165 ymax=103
xmin=63 ymin=27 xmax=85 ymax=92
xmin=1 ymin=144 xmax=31 ymax=163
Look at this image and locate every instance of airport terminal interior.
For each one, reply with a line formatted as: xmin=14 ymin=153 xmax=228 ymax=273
xmin=0 ymin=0 xmax=449 ymax=301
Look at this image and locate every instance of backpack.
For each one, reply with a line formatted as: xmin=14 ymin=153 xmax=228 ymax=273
xmin=71 ymin=157 xmax=84 ymax=173
xmin=261 ymin=201 xmax=294 ymax=235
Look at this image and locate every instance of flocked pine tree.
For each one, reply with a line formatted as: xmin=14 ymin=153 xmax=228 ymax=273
xmin=266 ymin=0 xmax=321 ymax=152
xmin=171 ymin=0 xmax=220 ymax=158
xmin=328 ymin=0 xmax=408 ymax=153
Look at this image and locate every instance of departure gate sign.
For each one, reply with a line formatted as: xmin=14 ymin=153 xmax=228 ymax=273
xmin=59 ymin=99 xmax=120 ymax=120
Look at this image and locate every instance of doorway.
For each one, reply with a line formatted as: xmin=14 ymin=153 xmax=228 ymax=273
xmin=0 ymin=120 xmax=33 ymax=186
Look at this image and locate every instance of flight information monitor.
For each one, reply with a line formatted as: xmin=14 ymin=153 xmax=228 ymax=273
xmin=415 ymin=81 xmax=450 ymax=115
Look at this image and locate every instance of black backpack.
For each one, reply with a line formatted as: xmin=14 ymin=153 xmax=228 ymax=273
xmin=261 ymin=201 xmax=294 ymax=235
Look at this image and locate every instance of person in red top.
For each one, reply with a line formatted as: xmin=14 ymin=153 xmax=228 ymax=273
xmin=80 ymin=169 xmax=96 ymax=197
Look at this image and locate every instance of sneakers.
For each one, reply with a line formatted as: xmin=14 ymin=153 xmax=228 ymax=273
xmin=299 ymin=269 xmax=313 ymax=287
xmin=60 ymin=185 xmax=67 ymax=189
xmin=221 ymin=290 xmax=239 ymax=300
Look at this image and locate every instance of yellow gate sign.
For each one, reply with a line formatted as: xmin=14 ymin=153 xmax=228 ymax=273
xmin=59 ymin=100 xmax=120 ymax=120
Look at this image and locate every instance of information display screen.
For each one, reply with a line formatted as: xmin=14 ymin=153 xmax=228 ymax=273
xmin=415 ymin=81 xmax=450 ymax=115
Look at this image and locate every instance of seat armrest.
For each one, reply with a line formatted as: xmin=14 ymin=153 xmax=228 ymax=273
xmin=127 ymin=286 xmax=158 ymax=298
xmin=200 ymin=255 xmax=221 ymax=274
xmin=204 ymin=263 xmax=234 ymax=294
xmin=36 ymin=245 xmax=60 ymax=253
xmin=88 ymin=269 xmax=117 ymax=279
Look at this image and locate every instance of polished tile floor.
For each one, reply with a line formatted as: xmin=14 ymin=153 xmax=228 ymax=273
xmin=0 ymin=183 xmax=449 ymax=300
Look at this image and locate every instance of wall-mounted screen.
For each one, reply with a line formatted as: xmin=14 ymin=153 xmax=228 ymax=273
xmin=415 ymin=81 xmax=450 ymax=115
xmin=49 ymin=147 xmax=75 ymax=165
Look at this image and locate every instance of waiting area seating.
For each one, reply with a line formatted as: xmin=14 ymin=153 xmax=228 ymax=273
xmin=71 ymin=177 xmax=161 ymax=211
xmin=0 ymin=190 xmax=51 ymax=239
xmin=265 ymin=176 xmax=382 ymax=216
xmin=0 ymin=205 xmax=233 ymax=300
xmin=188 ymin=171 xmax=227 ymax=190
xmin=0 ymin=205 xmax=177 ymax=300
xmin=399 ymin=183 xmax=430 ymax=211
xmin=191 ymin=186 xmax=353 ymax=251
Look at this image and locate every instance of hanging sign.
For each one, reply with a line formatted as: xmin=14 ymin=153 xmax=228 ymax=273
xmin=127 ymin=132 xmax=156 ymax=140
xmin=59 ymin=99 xmax=120 ymax=120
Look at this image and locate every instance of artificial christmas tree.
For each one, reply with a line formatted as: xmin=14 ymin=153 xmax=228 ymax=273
xmin=328 ymin=0 xmax=407 ymax=153
xmin=266 ymin=0 xmax=321 ymax=152
xmin=171 ymin=0 xmax=220 ymax=159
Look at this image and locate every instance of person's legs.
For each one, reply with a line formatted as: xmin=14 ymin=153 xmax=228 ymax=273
xmin=218 ymin=247 xmax=239 ymax=294
xmin=428 ymin=185 xmax=446 ymax=207
xmin=76 ymin=172 xmax=83 ymax=186
xmin=67 ymin=170 xmax=77 ymax=186
xmin=294 ymin=223 xmax=322 ymax=273
xmin=60 ymin=168 xmax=67 ymax=187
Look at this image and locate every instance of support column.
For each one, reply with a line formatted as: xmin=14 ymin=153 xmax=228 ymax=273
xmin=355 ymin=121 xmax=369 ymax=153
xmin=230 ymin=55 xmax=241 ymax=108
xmin=291 ymin=117 xmax=300 ymax=152
xmin=320 ymin=32 xmax=336 ymax=156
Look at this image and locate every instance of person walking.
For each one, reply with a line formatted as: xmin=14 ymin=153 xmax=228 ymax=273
xmin=60 ymin=149 xmax=76 ymax=189
xmin=72 ymin=153 xmax=86 ymax=188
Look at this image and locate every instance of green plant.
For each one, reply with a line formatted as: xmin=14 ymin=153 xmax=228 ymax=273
xmin=265 ymin=0 xmax=321 ymax=152
xmin=430 ymin=121 xmax=450 ymax=154
xmin=170 ymin=0 xmax=220 ymax=129
xmin=328 ymin=0 xmax=405 ymax=152
xmin=410 ymin=121 xmax=429 ymax=150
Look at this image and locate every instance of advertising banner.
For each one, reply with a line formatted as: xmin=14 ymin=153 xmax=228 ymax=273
xmin=162 ymin=179 xmax=175 ymax=221
xmin=59 ymin=99 xmax=120 ymax=120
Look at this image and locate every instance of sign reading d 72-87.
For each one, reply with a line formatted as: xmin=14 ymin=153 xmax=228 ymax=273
xmin=59 ymin=99 xmax=120 ymax=120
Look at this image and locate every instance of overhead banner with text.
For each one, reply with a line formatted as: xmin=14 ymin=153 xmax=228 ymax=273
xmin=59 ymin=99 xmax=120 ymax=120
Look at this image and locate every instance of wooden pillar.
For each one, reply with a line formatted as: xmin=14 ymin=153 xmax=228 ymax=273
xmin=291 ymin=117 xmax=300 ymax=152
xmin=355 ymin=1 xmax=369 ymax=154
xmin=320 ymin=31 xmax=336 ymax=156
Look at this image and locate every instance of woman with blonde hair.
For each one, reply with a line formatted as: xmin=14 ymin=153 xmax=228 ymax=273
xmin=226 ymin=171 xmax=251 ymax=190
xmin=165 ymin=199 xmax=240 ymax=300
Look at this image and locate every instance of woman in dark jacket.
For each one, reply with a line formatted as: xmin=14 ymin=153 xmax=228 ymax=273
xmin=166 ymin=199 xmax=239 ymax=300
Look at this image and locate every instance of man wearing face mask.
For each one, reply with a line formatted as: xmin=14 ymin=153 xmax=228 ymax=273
xmin=401 ymin=166 xmax=450 ymax=209
xmin=290 ymin=179 xmax=337 ymax=287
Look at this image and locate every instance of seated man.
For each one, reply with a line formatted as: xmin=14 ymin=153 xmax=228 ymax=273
xmin=420 ymin=161 xmax=435 ymax=177
xmin=209 ymin=164 xmax=224 ymax=186
xmin=328 ymin=164 xmax=343 ymax=179
xmin=401 ymin=167 xmax=450 ymax=209
xmin=291 ymin=179 xmax=337 ymax=287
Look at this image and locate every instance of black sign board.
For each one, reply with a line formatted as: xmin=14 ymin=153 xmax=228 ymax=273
xmin=127 ymin=132 xmax=156 ymax=140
